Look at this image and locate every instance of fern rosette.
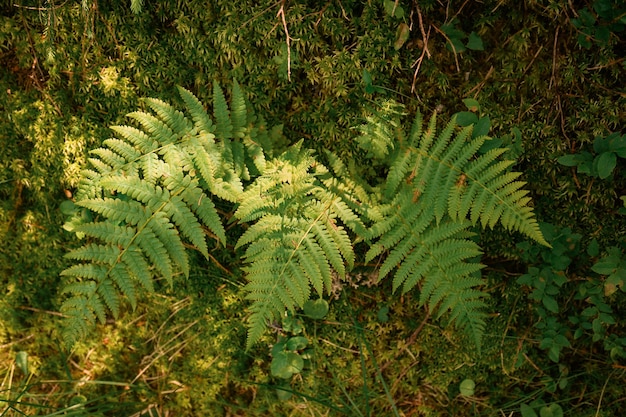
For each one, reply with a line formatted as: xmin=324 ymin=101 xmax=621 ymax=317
xmin=359 ymin=102 xmax=548 ymax=350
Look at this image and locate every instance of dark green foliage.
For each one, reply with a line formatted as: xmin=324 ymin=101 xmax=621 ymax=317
xmin=360 ymin=103 xmax=547 ymax=350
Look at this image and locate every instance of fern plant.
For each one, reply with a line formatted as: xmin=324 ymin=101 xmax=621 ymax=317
xmin=60 ymin=81 xmax=281 ymax=345
xmin=358 ymin=102 xmax=548 ymax=350
xmin=61 ymin=84 xmax=547 ymax=352
xmin=233 ymin=142 xmax=361 ymax=349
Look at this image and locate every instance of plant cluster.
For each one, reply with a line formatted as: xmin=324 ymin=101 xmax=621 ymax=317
xmin=60 ymin=81 xmax=546 ymax=355
xmin=2 ymin=0 xmax=625 ymax=415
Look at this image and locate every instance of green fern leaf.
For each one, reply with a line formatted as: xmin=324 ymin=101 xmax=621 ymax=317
xmin=89 ymin=148 xmax=127 ymax=169
xmin=236 ymin=143 xmax=358 ymax=349
xmin=110 ymin=125 xmax=159 ymax=154
xmin=230 ymin=79 xmax=247 ymax=138
xmin=110 ymin=263 xmax=138 ymax=310
xmin=143 ymin=97 xmax=193 ymax=135
xmin=359 ymin=102 xmax=549 ymax=350
xmin=65 ymin=243 xmax=121 ymax=264
xmin=98 ymin=278 xmax=120 ymax=318
xmin=127 ymin=111 xmax=177 ymax=145
xmin=212 ymin=81 xmax=233 ymax=140
xmin=120 ymin=248 xmax=154 ymax=293
xmin=102 ymin=138 xmax=142 ymax=163
xmin=60 ymin=82 xmax=305 ymax=348
xmin=74 ymin=223 xmax=135 ymax=246
xmin=177 ymin=86 xmax=215 ymax=136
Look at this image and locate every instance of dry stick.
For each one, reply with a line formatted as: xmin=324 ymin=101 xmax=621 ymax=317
xmin=242 ymin=0 xmax=281 ymax=27
xmin=549 ymin=27 xmax=559 ymax=91
xmin=432 ymin=24 xmax=460 ymax=72
xmin=588 ymin=58 xmax=626 ymax=70
xmin=466 ymin=65 xmax=494 ymax=97
xmin=0 ymin=334 xmax=34 ymax=350
xmin=17 ymin=306 xmax=67 ymax=317
xmin=277 ymin=2 xmax=292 ymax=82
xmin=411 ymin=6 xmax=432 ymax=93
xmin=133 ymin=321 xmax=198 ymax=384
xmin=595 ymin=369 xmax=618 ymax=417
xmin=450 ymin=0 xmax=471 ymax=22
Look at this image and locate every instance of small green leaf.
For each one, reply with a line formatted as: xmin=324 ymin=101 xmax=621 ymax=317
xmin=303 ymin=298 xmax=329 ymax=320
xmin=271 ymin=338 xmax=287 ymax=356
xmin=542 ymin=296 xmax=559 ymax=313
xmin=479 ymin=137 xmax=503 ymax=154
xmin=383 ymin=0 xmax=404 ymax=18
xmin=466 ymin=32 xmax=484 ymax=50
xmin=605 ymin=273 xmax=625 ymax=295
xmin=459 ymin=378 xmax=475 ymax=397
xmin=595 ymin=152 xmax=617 ymax=179
xmin=454 ymin=111 xmax=479 ymax=126
xmin=462 ymin=98 xmax=480 ymax=112
xmin=592 ymin=259 xmax=618 ymax=275
xmin=271 ymin=351 xmax=304 ymax=379
xmin=286 ymin=336 xmax=308 ymax=351
xmin=539 ymin=403 xmax=563 ymax=417
xmin=557 ymin=154 xmax=581 ymax=166
xmin=472 ymin=116 xmax=491 ymax=138
xmin=276 ymin=385 xmax=292 ymax=400
xmin=60 ymin=200 xmax=78 ymax=216
xmin=521 ymin=403 xmax=538 ymax=417
xmin=394 ymin=23 xmax=410 ymax=50
xmin=587 ymin=238 xmax=600 ymax=257
xmin=16 ymin=351 xmax=28 ymax=375
xmin=282 ymin=315 xmax=304 ymax=334
xmin=69 ymin=395 xmax=88 ymax=406
xmin=595 ymin=26 xmax=610 ymax=45
xmin=362 ymin=69 xmax=373 ymax=87
xmin=377 ymin=306 xmax=390 ymax=323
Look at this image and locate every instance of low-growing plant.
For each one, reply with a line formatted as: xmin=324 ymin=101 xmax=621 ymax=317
xmin=517 ymin=224 xmax=626 ymax=364
xmin=59 ymin=80 xmax=547 ymax=360
xmin=558 ymin=132 xmax=626 ymax=179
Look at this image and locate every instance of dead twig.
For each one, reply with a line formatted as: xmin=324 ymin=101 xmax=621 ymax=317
xmin=411 ymin=5 xmax=432 ymax=94
xmin=277 ymin=1 xmax=293 ymax=81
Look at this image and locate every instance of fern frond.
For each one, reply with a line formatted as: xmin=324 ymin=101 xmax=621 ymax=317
xmin=436 ymin=282 xmax=487 ymax=350
xmin=127 ymin=111 xmax=178 ymax=145
xmin=120 ymin=248 xmax=154 ymax=292
xmin=142 ymin=97 xmax=193 ymax=136
xmin=365 ymin=193 xmax=487 ymax=349
xmin=60 ymin=294 xmax=99 ymax=346
xmin=65 ymin=243 xmax=121 ymax=264
xmin=102 ymin=138 xmax=142 ymax=163
xmin=235 ymin=143 xmax=359 ymax=349
xmin=74 ymin=222 xmax=135 ymax=246
xmin=177 ymin=86 xmax=215 ymax=136
xmin=230 ymin=79 xmax=247 ymax=138
xmin=212 ymin=81 xmax=233 ymax=140
xmin=364 ymin=105 xmax=548 ymax=245
xmin=89 ymin=148 xmax=127 ymax=169
xmin=358 ymin=102 xmax=549 ymax=350
xmin=109 ymin=125 xmax=159 ymax=154
xmin=98 ymin=278 xmax=120 ymax=318
xmin=357 ymin=100 xmax=405 ymax=159
xmin=61 ymin=81 xmax=280 ymax=346
xmin=110 ymin=263 xmax=138 ymax=310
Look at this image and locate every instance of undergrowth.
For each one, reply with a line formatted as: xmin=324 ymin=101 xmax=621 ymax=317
xmin=1 ymin=0 xmax=625 ymax=415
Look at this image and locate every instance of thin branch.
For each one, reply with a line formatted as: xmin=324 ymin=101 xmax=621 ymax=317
xmin=411 ymin=5 xmax=432 ymax=94
xmin=432 ymin=24 xmax=460 ymax=72
xmin=277 ymin=1 xmax=292 ymax=82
